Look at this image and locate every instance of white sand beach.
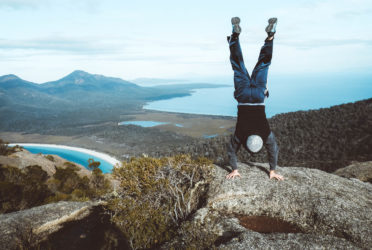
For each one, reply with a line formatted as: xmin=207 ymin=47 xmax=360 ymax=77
xmin=8 ymin=143 xmax=121 ymax=167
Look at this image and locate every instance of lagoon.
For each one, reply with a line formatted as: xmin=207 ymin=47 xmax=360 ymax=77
xmin=118 ymin=120 xmax=185 ymax=128
xmin=118 ymin=121 xmax=169 ymax=127
xmin=9 ymin=143 xmax=120 ymax=173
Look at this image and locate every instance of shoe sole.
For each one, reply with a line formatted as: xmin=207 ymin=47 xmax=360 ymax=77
xmin=265 ymin=17 xmax=277 ymax=33
xmin=231 ymin=17 xmax=241 ymax=33
xmin=231 ymin=17 xmax=240 ymax=25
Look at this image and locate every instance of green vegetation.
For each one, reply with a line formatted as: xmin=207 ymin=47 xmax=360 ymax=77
xmin=164 ymin=211 xmax=221 ymax=250
xmin=107 ymin=155 xmax=213 ymax=250
xmin=0 ymin=138 xmax=21 ymax=156
xmin=0 ymin=159 xmax=112 ymax=213
xmin=88 ymin=158 xmax=101 ymax=170
xmin=46 ymin=165 xmax=92 ymax=202
xmin=44 ymin=155 xmax=55 ymax=162
xmin=87 ymin=158 xmax=111 ymax=196
xmin=0 ymin=165 xmax=52 ymax=213
xmin=179 ymin=99 xmax=372 ymax=172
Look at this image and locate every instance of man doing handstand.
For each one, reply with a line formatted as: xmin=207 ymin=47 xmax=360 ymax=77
xmin=226 ymin=17 xmax=284 ymax=181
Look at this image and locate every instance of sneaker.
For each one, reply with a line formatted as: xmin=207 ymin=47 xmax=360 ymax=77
xmin=231 ymin=17 xmax=241 ymax=34
xmin=265 ymin=17 xmax=277 ymax=37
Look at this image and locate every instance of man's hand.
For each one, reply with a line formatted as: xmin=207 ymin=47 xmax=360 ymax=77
xmin=269 ymin=170 xmax=284 ymax=181
xmin=226 ymin=170 xmax=241 ymax=179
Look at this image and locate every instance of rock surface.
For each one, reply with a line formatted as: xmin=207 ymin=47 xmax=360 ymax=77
xmin=169 ymin=162 xmax=372 ymax=249
xmin=0 ymin=201 xmax=95 ymax=249
xmin=2 ymin=162 xmax=371 ymax=249
xmin=219 ymin=230 xmax=360 ymax=250
xmin=333 ymin=161 xmax=372 ymax=183
xmin=0 ymin=200 xmax=130 ymax=250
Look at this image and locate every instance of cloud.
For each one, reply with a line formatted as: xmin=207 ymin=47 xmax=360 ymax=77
xmin=0 ymin=36 xmax=127 ymax=55
xmin=278 ymin=38 xmax=372 ymax=50
xmin=334 ymin=8 xmax=372 ymax=19
xmin=0 ymin=0 xmax=49 ymax=9
xmin=0 ymin=34 xmax=224 ymax=61
xmin=0 ymin=0 xmax=101 ymax=11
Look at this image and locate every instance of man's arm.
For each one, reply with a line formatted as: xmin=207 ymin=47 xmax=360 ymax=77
xmin=226 ymin=135 xmax=242 ymax=179
xmin=265 ymin=132 xmax=284 ymax=180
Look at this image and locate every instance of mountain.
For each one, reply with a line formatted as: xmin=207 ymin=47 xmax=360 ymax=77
xmin=40 ymin=70 xmax=143 ymax=97
xmin=0 ymin=74 xmax=37 ymax=89
xmin=0 ymin=71 xmax=225 ymax=130
xmin=0 ymin=74 xmax=69 ymax=109
xmin=0 ymin=70 xmax=224 ymax=108
xmin=0 ymin=70 xmax=178 ymax=109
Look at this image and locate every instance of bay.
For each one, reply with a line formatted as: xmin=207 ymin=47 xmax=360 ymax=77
xmin=10 ymin=144 xmax=120 ymax=173
xmin=144 ymin=74 xmax=372 ymax=118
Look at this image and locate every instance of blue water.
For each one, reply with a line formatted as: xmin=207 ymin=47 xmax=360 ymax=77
xmin=118 ymin=121 xmax=169 ymax=127
xmin=118 ymin=120 xmax=185 ymax=128
xmin=144 ymin=74 xmax=372 ymax=118
xmin=203 ymin=134 xmax=219 ymax=139
xmin=23 ymin=145 xmax=114 ymax=173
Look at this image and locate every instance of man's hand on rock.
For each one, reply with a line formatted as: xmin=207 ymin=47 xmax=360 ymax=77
xmin=269 ymin=170 xmax=284 ymax=181
xmin=226 ymin=170 xmax=241 ymax=179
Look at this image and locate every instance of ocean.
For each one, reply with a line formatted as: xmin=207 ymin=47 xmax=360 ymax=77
xmin=144 ymin=74 xmax=372 ymax=118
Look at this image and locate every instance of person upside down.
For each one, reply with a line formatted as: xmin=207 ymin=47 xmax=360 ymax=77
xmin=226 ymin=17 xmax=284 ymax=181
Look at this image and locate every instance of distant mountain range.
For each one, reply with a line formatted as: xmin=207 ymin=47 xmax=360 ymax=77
xmin=0 ymin=70 xmax=227 ymax=130
xmin=0 ymin=70 xmax=227 ymax=109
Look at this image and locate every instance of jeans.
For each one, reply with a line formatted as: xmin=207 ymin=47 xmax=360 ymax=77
xmin=229 ymin=36 xmax=273 ymax=103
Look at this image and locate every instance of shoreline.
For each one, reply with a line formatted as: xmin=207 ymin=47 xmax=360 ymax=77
xmin=8 ymin=143 xmax=121 ymax=167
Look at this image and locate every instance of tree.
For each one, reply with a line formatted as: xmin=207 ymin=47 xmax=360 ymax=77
xmin=88 ymin=158 xmax=101 ymax=171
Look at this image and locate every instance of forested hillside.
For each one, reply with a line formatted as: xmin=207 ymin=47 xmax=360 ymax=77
xmin=176 ymin=98 xmax=372 ymax=172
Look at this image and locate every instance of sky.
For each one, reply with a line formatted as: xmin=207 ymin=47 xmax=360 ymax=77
xmin=0 ymin=0 xmax=371 ymax=83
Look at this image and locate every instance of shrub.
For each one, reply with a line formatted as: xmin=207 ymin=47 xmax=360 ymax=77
xmin=164 ymin=211 xmax=221 ymax=250
xmin=91 ymin=168 xmax=111 ymax=196
xmin=44 ymin=155 xmax=55 ymax=162
xmin=107 ymin=155 xmax=213 ymax=249
xmin=0 ymin=164 xmax=24 ymax=183
xmin=24 ymin=165 xmax=48 ymax=183
xmin=88 ymin=158 xmax=101 ymax=170
xmin=63 ymin=161 xmax=79 ymax=170
xmin=47 ymin=165 xmax=110 ymax=202
xmin=0 ymin=181 xmax=23 ymax=213
xmin=0 ymin=165 xmax=51 ymax=213
xmin=50 ymin=167 xmax=92 ymax=197
xmin=0 ymin=159 xmax=112 ymax=213
xmin=0 ymin=138 xmax=20 ymax=156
